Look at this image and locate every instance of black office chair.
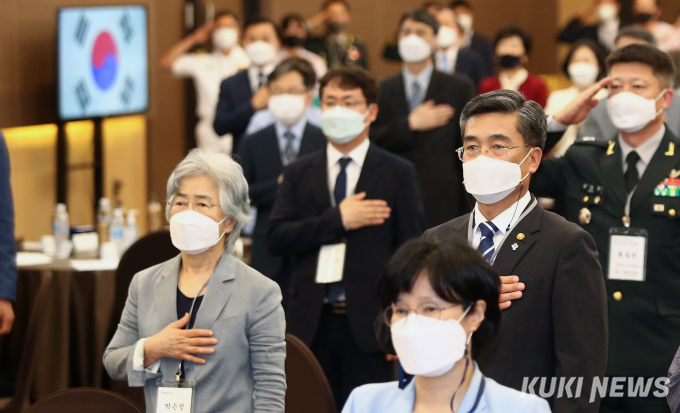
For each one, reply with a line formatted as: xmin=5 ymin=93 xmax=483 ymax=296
xmin=25 ymin=388 xmax=143 ymax=413
xmin=285 ymin=334 xmax=337 ymax=413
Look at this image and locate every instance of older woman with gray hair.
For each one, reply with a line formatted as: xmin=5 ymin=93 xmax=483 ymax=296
xmin=104 ymin=149 xmax=286 ymax=413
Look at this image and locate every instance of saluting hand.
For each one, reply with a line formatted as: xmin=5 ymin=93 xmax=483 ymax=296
xmin=144 ymin=313 xmax=218 ymax=367
xmin=553 ymin=77 xmax=611 ymax=126
xmin=251 ymin=86 xmax=271 ymax=111
xmin=498 ymin=275 xmax=525 ymax=310
xmin=339 ymin=192 xmax=391 ymax=230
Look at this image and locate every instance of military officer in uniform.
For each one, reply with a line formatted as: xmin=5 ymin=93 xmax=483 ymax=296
xmin=522 ymin=44 xmax=679 ymax=413
xmin=304 ymin=0 xmax=369 ymax=69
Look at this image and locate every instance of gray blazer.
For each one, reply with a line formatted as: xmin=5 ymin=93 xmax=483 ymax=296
xmin=103 ymin=252 xmax=286 ymax=413
xmin=670 ymin=345 xmax=680 ymax=413
xmin=580 ymin=91 xmax=680 ymax=141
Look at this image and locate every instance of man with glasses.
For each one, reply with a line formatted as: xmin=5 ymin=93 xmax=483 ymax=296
xmin=238 ymin=57 xmax=326 ymax=308
xmin=424 ymin=89 xmax=608 ymax=413
xmin=370 ymin=8 xmax=475 ymax=229
xmin=267 ymin=67 xmax=424 ymax=411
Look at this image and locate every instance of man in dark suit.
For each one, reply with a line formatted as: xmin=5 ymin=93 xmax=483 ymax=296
xmin=371 ymin=8 xmax=475 ymax=229
xmin=304 ymin=0 xmax=368 ymax=69
xmin=0 ymin=132 xmax=16 ymax=335
xmin=424 ymin=89 xmax=608 ymax=413
xmin=267 ymin=67 xmax=424 ymax=411
xmin=434 ymin=6 xmax=492 ymax=88
xmin=670 ymin=345 xmax=680 ymax=413
xmin=238 ymin=57 xmax=326 ymax=308
xmin=557 ymin=0 xmax=622 ymax=52
xmin=530 ymin=44 xmax=680 ymax=413
xmin=450 ymin=0 xmax=495 ymax=75
xmin=214 ymin=17 xmax=281 ymax=154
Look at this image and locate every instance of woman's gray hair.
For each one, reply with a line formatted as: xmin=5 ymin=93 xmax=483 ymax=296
xmin=166 ymin=149 xmax=250 ymax=253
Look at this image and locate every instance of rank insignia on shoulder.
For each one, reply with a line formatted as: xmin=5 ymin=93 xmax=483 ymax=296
xmin=606 ymin=140 xmax=616 ymax=156
xmin=665 ymin=142 xmax=675 ymax=157
xmin=654 ymin=176 xmax=680 ymax=197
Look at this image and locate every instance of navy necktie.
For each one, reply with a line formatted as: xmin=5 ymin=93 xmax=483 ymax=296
xmin=625 ymin=151 xmax=640 ymax=193
xmin=334 ymin=157 xmax=352 ymax=205
xmin=477 ymin=221 xmax=499 ymax=262
xmin=282 ymin=131 xmax=296 ymax=166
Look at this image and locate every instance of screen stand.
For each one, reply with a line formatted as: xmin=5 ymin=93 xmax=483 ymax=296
xmin=55 ymin=117 xmax=105 ymax=219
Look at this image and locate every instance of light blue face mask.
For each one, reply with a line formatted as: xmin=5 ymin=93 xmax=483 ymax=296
xmin=320 ymin=106 xmax=371 ymax=144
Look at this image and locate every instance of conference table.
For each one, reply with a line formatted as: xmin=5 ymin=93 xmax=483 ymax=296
xmin=0 ymin=257 xmax=119 ymax=401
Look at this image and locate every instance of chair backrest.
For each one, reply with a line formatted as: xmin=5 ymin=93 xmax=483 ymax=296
xmin=109 ymin=230 xmax=178 ymax=337
xmin=1 ymin=271 xmax=53 ymax=413
xmin=25 ymin=388 xmax=143 ymax=413
xmin=285 ymin=334 xmax=337 ymax=413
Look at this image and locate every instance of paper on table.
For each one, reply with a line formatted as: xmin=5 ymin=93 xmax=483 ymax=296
xmin=17 ymin=252 xmax=53 ymax=267
xmin=69 ymin=259 xmax=119 ymax=271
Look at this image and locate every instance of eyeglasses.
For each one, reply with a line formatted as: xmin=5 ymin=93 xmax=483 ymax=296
xmin=168 ymin=199 xmax=220 ymax=215
xmin=321 ymin=100 xmax=367 ymax=109
xmin=270 ymin=88 xmax=308 ymax=96
xmin=383 ymin=302 xmax=459 ymax=328
xmin=456 ymin=144 xmax=531 ymax=161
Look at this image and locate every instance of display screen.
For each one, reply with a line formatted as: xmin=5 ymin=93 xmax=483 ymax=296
xmin=58 ymin=6 xmax=148 ymax=120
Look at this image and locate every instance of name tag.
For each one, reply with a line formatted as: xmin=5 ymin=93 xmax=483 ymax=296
xmin=156 ymin=379 xmax=194 ymax=413
xmin=607 ymin=228 xmax=648 ymax=282
xmin=315 ymin=243 xmax=346 ymax=284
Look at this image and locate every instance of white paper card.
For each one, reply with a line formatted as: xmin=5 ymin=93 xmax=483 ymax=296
xmin=156 ymin=387 xmax=192 ymax=413
xmin=72 ymin=232 xmax=99 ymax=252
xmin=315 ymin=243 xmax=346 ymax=284
xmin=608 ymin=234 xmax=646 ymax=281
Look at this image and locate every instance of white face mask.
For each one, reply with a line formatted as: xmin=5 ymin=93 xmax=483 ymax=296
xmin=607 ymin=90 xmax=666 ymax=133
xmin=437 ymin=26 xmax=459 ymax=49
xmin=212 ymin=27 xmax=238 ymax=51
xmin=597 ymin=3 xmax=618 ymax=22
xmin=244 ymin=41 xmax=277 ymax=66
xmin=398 ymin=34 xmax=433 ymax=63
xmin=268 ymin=94 xmax=307 ymax=125
xmin=170 ymin=210 xmax=227 ymax=255
xmin=457 ymin=14 xmax=473 ymax=32
xmin=568 ymin=63 xmax=599 ymax=89
xmin=463 ymin=149 xmax=533 ymax=204
xmin=391 ymin=305 xmax=472 ymax=377
xmin=321 ymin=106 xmax=371 ymax=144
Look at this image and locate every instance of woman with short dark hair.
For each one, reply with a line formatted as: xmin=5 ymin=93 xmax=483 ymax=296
xmin=342 ymin=238 xmax=550 ymax=413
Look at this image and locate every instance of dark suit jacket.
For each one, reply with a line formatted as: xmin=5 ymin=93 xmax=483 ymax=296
xmin=214 ymin=70 xmax=254 ymax=153
xmin=237 ymin=123 xmax=327 ymax=279
xmin=266 ymin=144 xmax=424 ymax=353
xmin=305 ymin=36 xmax=369 ymax=69
xmin=455 ymin=48 xmax=493 ymax=89
xmin=670 ymin=344 xmax=680 ymax=413
xmin=532 ymin=127 xmax=680 ymax=378
xmin=424 ymin=196 xmax=608 ymax=413
xmin=0 ymin=133 xmax=16 ymax=302
xmin=468 ymin=33 xmax=495 ymax=76
xmin=557 ymin=17 xmax=619 ymax=52
xmin=370 ymin=70 xmax=475 ymax=229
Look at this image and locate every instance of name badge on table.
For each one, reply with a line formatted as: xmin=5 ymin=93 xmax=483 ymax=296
xmin=607 ymin=227 xmax=648 ymax=282
xmin=315 ymin=243 xmax=346 ymax=284
xmin=156 ymin=379 xmax=195 ymax=413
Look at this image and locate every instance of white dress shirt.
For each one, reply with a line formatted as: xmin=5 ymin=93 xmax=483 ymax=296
xmin=619 ymin=124 xmax=666 ymax=179
xmin=275 ymin=116 xmax=307 ymax=161
xmin=133 ymin=338 xmax=160 ymax=373
xmin=499 ymin=68 xmax=529 ymax=92
xmin=402 ymin=63 xmax=434 ymax=107
xmin=435 ymin=47 xmax=459 ymax=74
xmin=247 ymin=63 xmax=276 ymax=93
xmin=471 ymin=191 xmax=532 ymax=259
xmin=326 ymin=137 xmax=370 ymax=204
xmin=171 ymin=48 xmax=250 ymax=153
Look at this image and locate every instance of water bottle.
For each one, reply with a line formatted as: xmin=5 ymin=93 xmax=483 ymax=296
xmin=110 ymin=208 xmax=126 ymax=257
xmin=97 ymin=197 xmax=112 ymax=245
xmin=53 ymin=203 xmax=70 ymax=252
xmin=123 ymin=209 xmax=140 ymax=252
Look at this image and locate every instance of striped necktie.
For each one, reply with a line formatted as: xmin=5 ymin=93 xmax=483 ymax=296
xmin=477 ymin=221 xmax=499 ymax=262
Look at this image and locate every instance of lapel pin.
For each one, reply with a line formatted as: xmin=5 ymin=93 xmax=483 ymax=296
xmin=511 ymin=243 xmax=519 ymax=251
xmin=665 ymin=142 xmax=675 ymax=157
xmin=516 ymin=233 xmax=525 ymax=240
xmin=579 ymin=208 xmax=592 ymax=225
xmin=606 ymin=140 xmax=616 ymax=156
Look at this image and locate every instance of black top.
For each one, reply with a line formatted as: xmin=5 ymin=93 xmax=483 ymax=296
xmin=176 ymin=287 xmax=204 ymax=379
xmin=176 ymin=287 xmax=204 ymax=329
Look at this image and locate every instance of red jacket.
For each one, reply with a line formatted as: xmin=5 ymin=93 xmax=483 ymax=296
xmin=479 ymin=73 xmax=548 ymax=108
